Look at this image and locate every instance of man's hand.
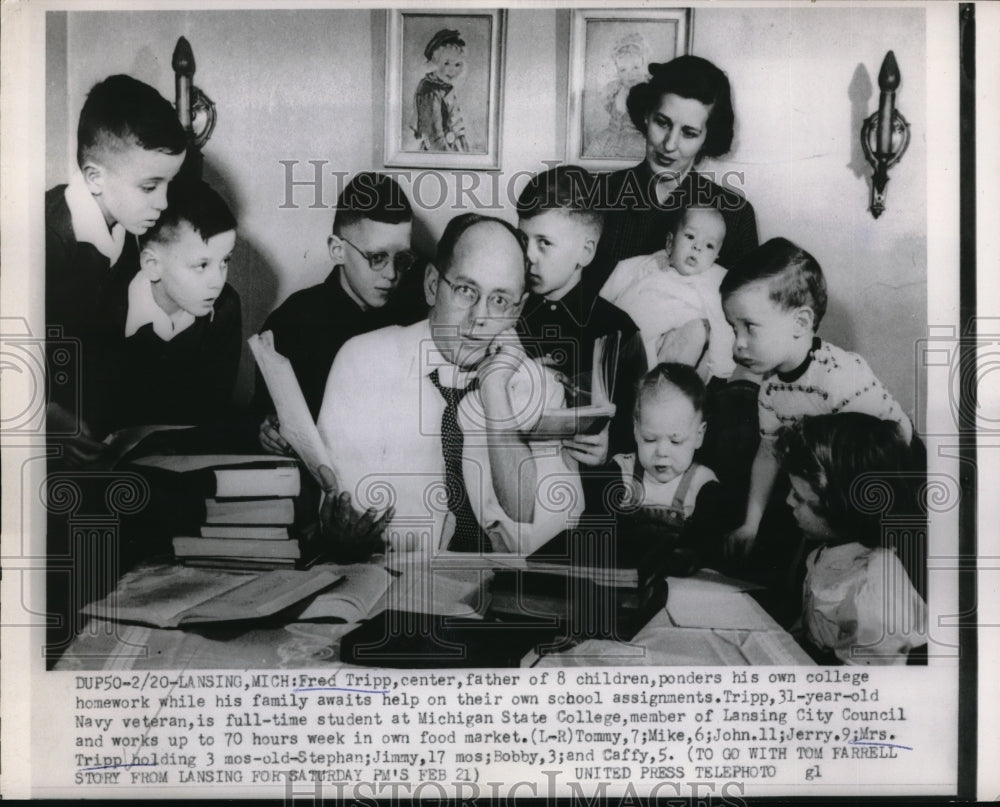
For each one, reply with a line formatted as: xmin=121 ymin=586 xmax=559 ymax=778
xmin=259 ymin=414 xmax=293 ymax=456
xmin=562 ymin=423 xmax=610 ymax=466
xmin=318 ymin=465 xmax=393 ymax=563
xmin=724 ymin=522 xmax=759 ymax=560
xmin=47 ymin=402 xmax=105 ymax=467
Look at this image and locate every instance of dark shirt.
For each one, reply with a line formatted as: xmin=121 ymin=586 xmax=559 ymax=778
xmin=90 ymin=281 xmax=242 ymax=437
xmin=251 ymin=266 xmax=425 ymax=420
xmin=590 ymin=162 xmax=759 ymax=290
xmin=45 ymin=185 xmax=142 ymax=415
xmin=518 ymin=279 xmax=647 ymax=458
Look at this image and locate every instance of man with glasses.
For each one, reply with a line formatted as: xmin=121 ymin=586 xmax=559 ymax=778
xmin=315 ymin=213 xmax=583 ymax=559
xmin=255 ymin=173 xmax=422 ymax=452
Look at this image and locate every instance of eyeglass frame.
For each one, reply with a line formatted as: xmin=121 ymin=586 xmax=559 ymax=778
xmin=340 ymin=235 xmax=418 ymax=274
xmin=436 ymin=272 xmax=523 ymax=318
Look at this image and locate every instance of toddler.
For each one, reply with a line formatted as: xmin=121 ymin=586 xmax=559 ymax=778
xmin=600 ymin=206 xmax=735 ymax=382
xmin=607 ymin=363 xmax=733 ymax=570
xmin=720 ymin=238 xmax=912 ymax=558
xmin=776 ymin=413 xmax=927 ymax=665
xmin=414 ymin=29 xmax=469 ymax=152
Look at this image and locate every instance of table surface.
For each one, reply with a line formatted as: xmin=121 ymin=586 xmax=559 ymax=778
xmin=54 ymin=564 xmax=813 ymax=671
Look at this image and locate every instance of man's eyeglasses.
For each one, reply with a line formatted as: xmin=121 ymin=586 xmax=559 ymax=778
xmin=438 ymin=273 xmax=520 ymax=317
xmin=341 ymin=237 xmax=418 ymax=274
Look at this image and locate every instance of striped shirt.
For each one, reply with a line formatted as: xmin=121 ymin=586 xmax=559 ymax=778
xmin=758 ymin=338 xmax=913 ymax=443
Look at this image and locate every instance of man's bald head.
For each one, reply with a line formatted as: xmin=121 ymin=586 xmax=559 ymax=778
xmin=436 ymin=213 xmax=529 ymax=292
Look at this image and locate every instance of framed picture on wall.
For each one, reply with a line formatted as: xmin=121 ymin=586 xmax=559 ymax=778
xmin=384 ymin=9 xmax=506 ymax=169
xmin=567 ymin=8 xmax=693 ymax=170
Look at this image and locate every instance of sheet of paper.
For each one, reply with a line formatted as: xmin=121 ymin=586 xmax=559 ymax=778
xmin=666 ymin=589 xmax=778 ymax=631
xmin=249 ymin=331 xmax=332 ymax=483
xmin=667 ymin=568 xmax=765 ymax=597
xmin=130 ymin=453 xmax=290 ymax=472
xmin=379 ymin=567 xmax=490 ymax=618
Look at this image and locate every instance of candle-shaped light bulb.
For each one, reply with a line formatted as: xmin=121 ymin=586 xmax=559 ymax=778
xmin=878 ymin=50 xmax=900 ymax=92
xmin=172 ymin=36 xmax=195 ymax=78
xmin=172 ymin=36 xmax=195 ymax=131
xmin=876 ymin=51 xmax=899 ymax=158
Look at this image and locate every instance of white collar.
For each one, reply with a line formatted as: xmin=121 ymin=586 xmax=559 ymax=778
xmin=125 ymin=272 xmax=197 ymax=341
xmin=64 ymin=171 xmax=127 ymax=263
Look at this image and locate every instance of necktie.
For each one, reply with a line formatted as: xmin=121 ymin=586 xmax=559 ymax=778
xmin=429 ymin=369 xmax=487 ymax=552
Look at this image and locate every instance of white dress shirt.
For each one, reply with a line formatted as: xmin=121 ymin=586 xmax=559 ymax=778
xmin=317 ymin=319 xmax=584 ymax=554
xmin=64 ymin=171 xmax=127 ymax=263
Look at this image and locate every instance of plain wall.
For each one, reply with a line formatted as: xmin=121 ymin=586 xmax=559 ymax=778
xmin=46 ymin=7 xmax=926 ymax=421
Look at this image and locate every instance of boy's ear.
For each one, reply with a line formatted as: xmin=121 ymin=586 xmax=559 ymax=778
xmin=792 ymin=306 xmax=816 ymax=336
xmin=664 ymin=231 xmax=675 ymax=255
xmin=578 ymin=233 xmax=597 ymax=270
xmin=327 ymin=234 xmax=346 ymax=265
xmin=424 ymin=262 xmax=441 ymax=307
xmin=139 ymin=246 xmax=162 ymax=281
xmin=80 ymin=161 xmax=105 ymax=195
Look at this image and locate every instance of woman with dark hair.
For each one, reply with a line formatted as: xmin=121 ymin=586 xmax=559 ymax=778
xmin=591 ymin=55 xmax=759 ymax=289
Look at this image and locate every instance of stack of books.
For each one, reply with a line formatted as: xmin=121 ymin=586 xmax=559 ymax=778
xmin=128 ymin=454 xmax=321 ymax=570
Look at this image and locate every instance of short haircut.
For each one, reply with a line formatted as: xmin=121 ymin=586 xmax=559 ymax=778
xmin=626 ymin=56 xmax=735 ymax=160
xmin=139 ymin=180 xmax=236 ymax=249
xmin=515 ymin=165 xmax=604 ymax=234
xmin=436 ymin=213 xmax=528 ymax=280
xmin=775 ymin=413 xmax=915 ymax=546
xmin=670 ymin=204 xmax=727 ymax=237
xmin=720 ymin=237 xmax=828 ymax=328
xmin=633 ymin=362 xmax=706 ymax=422
xmin=333 ymin=172 xmax=413 ymax=233
xmin=77 ymin=74 xmax=187 ymax=168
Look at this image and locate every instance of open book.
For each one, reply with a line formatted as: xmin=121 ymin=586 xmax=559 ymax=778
xmin=81 ymin=562 xmax=342 ymax=628
xmin=248 ymin=331 xmax=334 ymax=483
xmin=525 ymin=333 xmax=619 ymax=439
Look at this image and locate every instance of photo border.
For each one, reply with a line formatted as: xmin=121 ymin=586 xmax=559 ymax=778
xmin=566 ymin=7 xmax=693 ymax=171
xmin=383 ymin=8 xmax=506 ymax=170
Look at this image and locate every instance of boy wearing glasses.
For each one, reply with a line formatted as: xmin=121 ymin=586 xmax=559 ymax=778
xmin=315 ymin=214 xmax=582 ymax=557
xmin=256 ymin=173 xmax=420 ymax=452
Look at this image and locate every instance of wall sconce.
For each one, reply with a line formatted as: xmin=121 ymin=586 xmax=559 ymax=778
xmin=860 ymin=51 xmax=910 ymax=219
xmin=172 ymin=36 xmax=217 ymax=157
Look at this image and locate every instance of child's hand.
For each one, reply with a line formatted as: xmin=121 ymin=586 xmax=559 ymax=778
xmin=724 ymin=522 xmax=758 ymax=559
xmin=258 ymin=414 xmax=293 ymax=456
xmin=318 ymin=465 xmax=393 ymax=563
xmin=477 ymin=329 xmax=527 ymax=392
xmin=562 ymin=423 xmax=610 ymax=466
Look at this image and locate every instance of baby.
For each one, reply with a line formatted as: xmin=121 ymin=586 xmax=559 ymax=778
xmin=600 ymin=206 xmax=735 ymax=382
xmin=414 ymin=29 xmax=469 ymax=152
xmin=603 ymin=363 xmax=734 ymax=573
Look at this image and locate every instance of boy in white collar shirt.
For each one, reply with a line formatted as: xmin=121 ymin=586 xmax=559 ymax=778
xmin=89 ymin=179 xmax=241 ymax=436
xmin=46 ymin=74 xmax=187 ymax=464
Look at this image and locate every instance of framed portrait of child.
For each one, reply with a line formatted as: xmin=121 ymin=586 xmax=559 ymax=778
xmin=384 ymin=9 xmax=506 ymax=169
xmin=566 ymin=8 xmax=693 ymax=170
